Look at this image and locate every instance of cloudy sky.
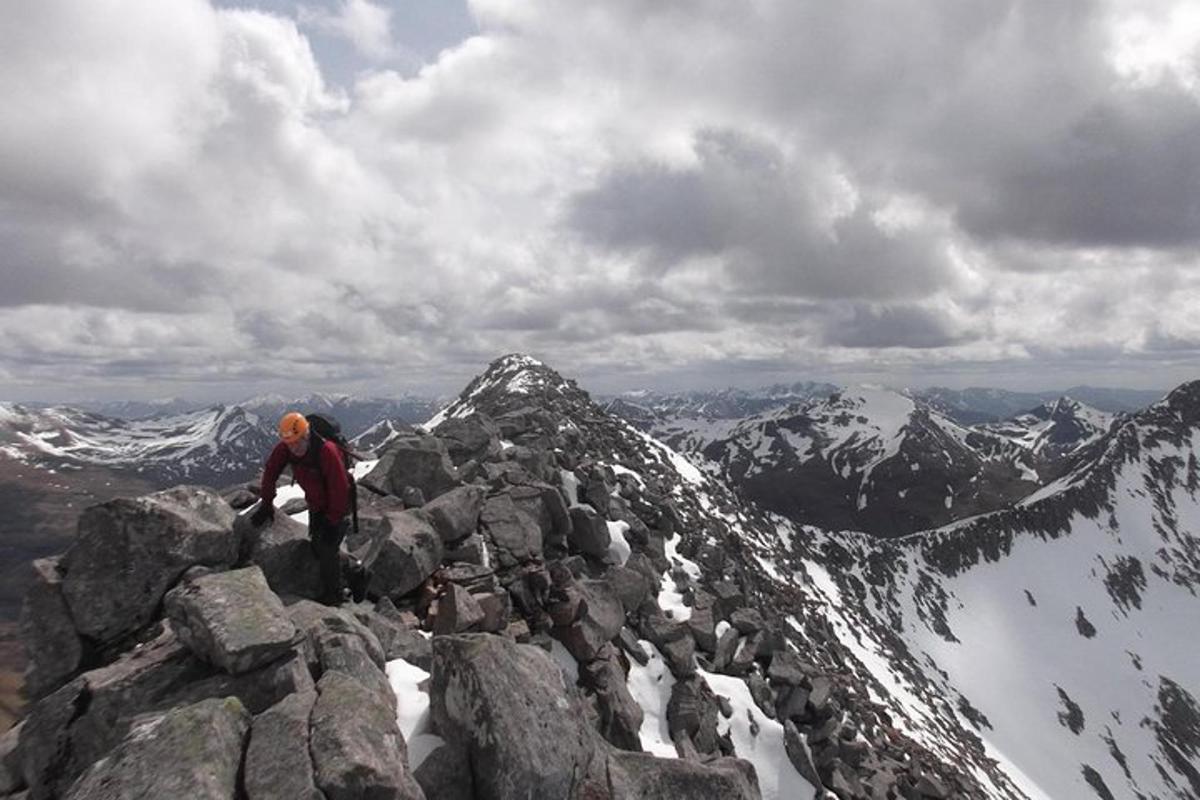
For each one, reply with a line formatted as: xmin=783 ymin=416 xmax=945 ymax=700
xmin=3 ymin=0 xmax=1200 ymax=401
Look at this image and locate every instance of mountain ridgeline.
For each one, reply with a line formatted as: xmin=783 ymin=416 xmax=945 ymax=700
xmin=2 ymin=355 xmax=1196 ymax=800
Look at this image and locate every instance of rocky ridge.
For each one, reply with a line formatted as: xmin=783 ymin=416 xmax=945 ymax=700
xmin=4 ymin=354 xmax=994 ymax=800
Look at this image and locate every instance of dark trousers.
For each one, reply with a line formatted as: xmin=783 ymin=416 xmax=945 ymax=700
xmin=309 ymin=513 xmax=347 ymax=605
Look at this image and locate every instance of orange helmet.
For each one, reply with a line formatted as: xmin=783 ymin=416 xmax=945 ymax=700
xmin=278 ymin=412 xmax=309 ymax=443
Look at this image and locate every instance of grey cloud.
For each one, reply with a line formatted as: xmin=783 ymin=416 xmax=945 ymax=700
xmin=951 ymin=88 xmax=1200 ymax=247
xmin=820 ymin=303 xmax=979 ymax=349
xmin=568 ymin=129 xmax=957 ymax=300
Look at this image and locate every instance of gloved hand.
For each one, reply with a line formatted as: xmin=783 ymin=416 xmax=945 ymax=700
xmin=250 ymin=501 xmax=275 ymax=527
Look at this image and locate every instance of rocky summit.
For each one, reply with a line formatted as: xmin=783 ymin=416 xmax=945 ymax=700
xmin=4 ymin=353 xmax=1199 ymax=800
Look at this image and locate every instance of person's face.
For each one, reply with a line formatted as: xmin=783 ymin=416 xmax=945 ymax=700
xmin=286 ymin=433 xmax=310 ymax=458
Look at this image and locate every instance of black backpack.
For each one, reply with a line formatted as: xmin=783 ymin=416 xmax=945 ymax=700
xmin=305 ymin=413 xmax=360 ymax=535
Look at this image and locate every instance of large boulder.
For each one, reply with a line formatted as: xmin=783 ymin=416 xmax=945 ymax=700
xmin=20 ymin=557 xmax=83 ymax=699
xmin=433 ymin=413 xmax=503 ymax=465
xmin=60 ymin=487 xmax=238 ymax=643
xmin=479 ymin=494 xmax=542 ymax=568
xmin=310 ymin=670 xmax=425 ymax=800
xmin=237 ymin=511 xmax=323 ymax=599
xmin=370 ymin=511 xmax=444 ymax=599
xmin=362 ymin=435 xmax=462 ymax=502
xmin=62 ymin=697 xmax=250 ymax=800
xmin=568 ymin=505 xmax=611 ymax=558
xmin=422 ymin=485 xmax=487 ymax=545
xmin=164 ymin=566 xmax=298 ymax=675
xmin=581 ymin=646 xmax=643 ymax=752
xmin=429 ymin=635 xmax=603 ymax=799
xmin=285 ymin=599 xmax=385 ymax=675
xmin=244 ymin=691 xmax=323 ymax=800
xmin=606 ymin=751 xmax=760 ymax=800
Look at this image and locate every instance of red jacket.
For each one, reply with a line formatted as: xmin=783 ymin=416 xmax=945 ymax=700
xmin=260 ymin=439 xmax=349 ymax=524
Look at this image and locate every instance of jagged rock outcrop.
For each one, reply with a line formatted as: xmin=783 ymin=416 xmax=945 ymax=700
xmin=361 ymin=433 xmax=462 ymax=501
xmin=20 ymin=558 xmax=83 ymax=699
xmin=60 ymin=486 xmax=238 ymax=644
xmin=14 ymin=353 xmax=1069 ymax=800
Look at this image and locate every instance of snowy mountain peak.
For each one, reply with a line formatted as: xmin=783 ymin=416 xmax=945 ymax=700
xmin=424 ymin=353 xmax=587 ymax=430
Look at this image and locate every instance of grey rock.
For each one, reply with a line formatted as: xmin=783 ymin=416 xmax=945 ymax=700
xmin=286 ymin=599 xmax=386 ymax=675
xmin=164 ymin=566 xmax=298 ymax=674
xmin=443 ymin=532 xmax=488 ymax=565
xmin=730 ymin=608 xmax=766 ymax=634
xmin=177 ymin=648 xmax=314 ymax=715
xmin=221 ymin=485 xmax=257 ymax=510
xmin=62 ymin=697 xmax=250 ymax=800
xmin=917 ymin=774 xmax=949 ymax=798
xmin=581 ymin=647 xmax=643 ymax=751
xmin=474 ymin=591 xmax=512 ymax=633
xmin=61 ymin=487 xmax=238 ymax=643
xmin=20 ymin=678 xmax=85 ymax=800
xmin=355 ymin=607 xmax=433 ymax=669
xmin=710 ymin=581 xmax=745 ymax=620
xmin=606 ymin=750 xmax=761 ymax=799
xmin=422 ymin=485 xmax=486 ymax=544
xmin=642 ymin=615 xmax=696 ymax=678
xmin=667 ymin=677 xmax=722 ymax=756
xmin=767 ymin=650 xmax=808 ymax=687
xmin=20 ymin=557 xmax=83 ymax=699
xmin=777 ymin=685 xmax=811 ymax=723
xmin=728 ymin=632 xmax=764 ymax=676
xmin=434 ymin=412 xmax=503 ymax=465
xmin=413 ymin=743 xmax=474 ymax=800
xmin=686 ymin=603 xmax=717 ymax=654
xmin=579 ymin=579 xmax=626 ymax=642
xmin=401 ymin=486 xmax=427 ymax=508
xmin=479 ymin=494 xmax=543 ymax=568
xmin=808 ymin=676 xmax=834 ymax=714
xmin=782 ymin=720 xmax=823 ymax=790
xmin=236 ymin=511 xmax=324 ymax=600
xmin=280 ymin=497 xmax=308 ymax=515
xmin=557 ymin=618 xmax=612 ymax=664
xmin=362 ymin=434 xmax=461 ymax=501
xmin=746 ymin=672 xmax=776 ymax=719
xmin=618 ymin=628 xmax=650 ymax=666
xmin=432 ymin=583 xmax=485 ymax=635
xmin=429 ymin=635 xmax=601 ymax=800
xmin=370 ymin=511 xmax=444 ymax=599
xmin=712 ymin=627 xmax=739 ymax=671
xmin=244 ymin=691 xmax=323 ymax=800
xmin=568 ymin=505 xmax=611 ymax=558
xmin=605 ymin=566 xmax=651 ymax=615
xmin=315 ymin=628 xmax=396 ymax=710
xmin=441 ymin=562 xmax=499 ymax=593
xmin=0 ymin=722 xmax=22 ymax=795
xmin=311 ymin=671 xmax=425 ymax=800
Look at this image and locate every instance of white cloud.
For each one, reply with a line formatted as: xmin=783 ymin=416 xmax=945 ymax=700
xmin=0 ymin=0 xmax=1197 ymax=399
xmin=299 ymin=0 xmax=396 ymax=61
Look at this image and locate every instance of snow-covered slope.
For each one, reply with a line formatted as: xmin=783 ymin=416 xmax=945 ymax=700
xmin=701 ymin=388 xmax=1040 ymax=536
xmin=979 ymin=396 xmax=1116 ymax=461
xmin=0 ymin=403 xmax=275 ymax=486
xmin=785 ymin=382 xmax=1200 ymax=799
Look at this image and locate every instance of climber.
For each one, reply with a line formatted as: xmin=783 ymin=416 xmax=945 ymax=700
xmin=250 ymin=411 xmax=352 ymax=606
